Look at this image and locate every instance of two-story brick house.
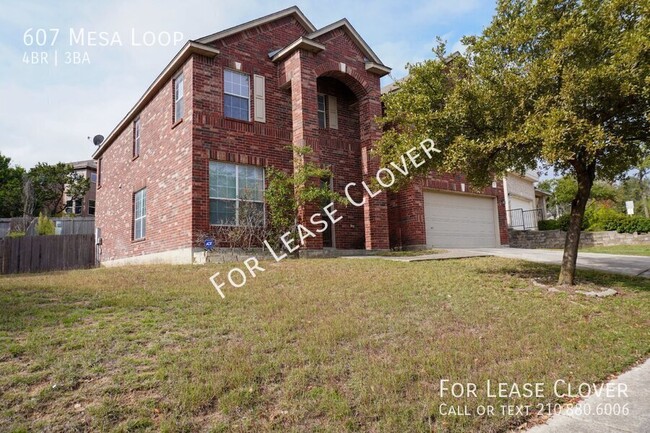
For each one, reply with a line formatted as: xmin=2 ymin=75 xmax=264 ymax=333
xmin=93 ymin=6 xmax=508 ymax=265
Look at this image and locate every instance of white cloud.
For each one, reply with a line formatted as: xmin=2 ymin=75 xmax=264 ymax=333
xmin=0 ymin=0 xmax=493 ymax=168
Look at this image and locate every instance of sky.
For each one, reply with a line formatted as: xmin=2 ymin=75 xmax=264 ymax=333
xmin=0 ymin=0 xmax=497 ymax=169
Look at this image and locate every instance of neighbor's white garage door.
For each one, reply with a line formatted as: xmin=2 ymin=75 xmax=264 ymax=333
xmin=423 ymin=191 xmax=499 ymax=248
xmin=510 ymin=197 xmax=534 ymax=212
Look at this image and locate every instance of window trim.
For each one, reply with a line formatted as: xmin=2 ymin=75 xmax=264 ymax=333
xmin=133 ymin=117 xmax=141 ymax=158
xmin=173 ymin=72 xmax=184 ymax=123
xmin=209 ymin=161 xmax=265 ymax=227
xmin=97 ymin=158 xmax=102 ymax=188
xmin=223 ymin=69 xmax=251 ymax=122
xmin=133 ymin=188 xmax=147 ymax=241
xmin=317 ymin=93 xmax=327 ymax=129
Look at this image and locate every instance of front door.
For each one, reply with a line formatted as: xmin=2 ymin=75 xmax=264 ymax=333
xmin=321 ymin=177 xmax=334 ymax=248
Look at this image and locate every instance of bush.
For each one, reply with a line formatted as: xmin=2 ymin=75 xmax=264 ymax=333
xmin=7 ymin=231 xmax=25 ymax=238
xmin=591 ymin=214 xmax=650 ymax=234
xmin=36 ymin=213 xmax=55 ymax=236
xmin=549 ymin=206 xmax=650 ymax=234
xmin=538 ymin=219 xmax=560 ymax=230
xmin=587 ymin=206 xmax=625 ymax=231
xmin=614 ymin=215 xmax=650 ymax=234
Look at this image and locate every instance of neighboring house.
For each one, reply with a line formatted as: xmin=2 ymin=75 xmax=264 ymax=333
xmin=503 ymin=170 xmax=545 ymax=230
xmin=93 ymin=6 xmax=509 ymax=265
xmin=63 ymin=160 xmax=97 ymax=217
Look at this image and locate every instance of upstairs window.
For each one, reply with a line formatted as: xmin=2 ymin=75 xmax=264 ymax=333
xmin=209 ymin=162 xmax=264 ymax=226
xmin=317 ymin=94 xmax=338 ymax=129
xmin=90 ymin=172 xmax=97 ymax=183
xmin=317 ymin=94 xmax=327 ymax=128
xmin=133 ymin=118 xmax=141 ymax=157
xmin=224 ymin=69 xmax=250 ymax=121
xmin=174 ymin=73 xmax=184 ymax=123
xmin=89 ymin=200 xmax=96 ymax=215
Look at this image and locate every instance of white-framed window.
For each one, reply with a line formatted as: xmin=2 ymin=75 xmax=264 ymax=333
xmin=174 ymin=73 xmax=184 ymax=123
xmin=224 ymin=69 xmax=250 ymax=121
xmin=317 ymin=94 xmax=327 ymax=128
xmin=133 ymin=118 xmax=141 ymax=157
xmin=90 ymin=172 xmax=97 ymax=183
xmin=65 ymin=199 xmax=83 ymax=215
xmin=133 ymin=188 xmax=146 ymax=240
xmin=209 ymin=161 xmax=264 ymax=226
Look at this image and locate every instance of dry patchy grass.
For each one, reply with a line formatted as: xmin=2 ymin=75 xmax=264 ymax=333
xmin=0 ymin=257 xmax=648 ymax=432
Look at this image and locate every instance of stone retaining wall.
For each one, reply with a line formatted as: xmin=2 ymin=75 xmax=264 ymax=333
xmin=508 ymin=229 xmax=650 ymax=249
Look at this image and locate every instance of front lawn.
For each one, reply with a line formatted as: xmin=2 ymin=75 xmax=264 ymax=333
xmin=580 ymin=244 xmax=650 ymax=256
xmin=1 ymin=257 xmax=648 ymax=432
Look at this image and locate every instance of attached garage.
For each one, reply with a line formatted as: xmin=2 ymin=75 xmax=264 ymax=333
xmin=423 ymin=190 xmax=499 ymax=248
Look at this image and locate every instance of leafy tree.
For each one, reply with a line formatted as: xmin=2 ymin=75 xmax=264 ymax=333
xmin=265 ymin=146 xmax=345 ymax=248
xmin=65 ymin=171 xmax=91 ymax=215
xmin=28 ymin=163 xmax=90 ymax=216
xmin=378 ymin=0 xmax=649 ymax=285
xmin=0 ymin=153 xmax=26 ymax=217
xmin=541 ymin=176 xmax=617 ymax=213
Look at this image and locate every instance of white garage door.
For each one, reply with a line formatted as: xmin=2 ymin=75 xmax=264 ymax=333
xmin=510 ymin=197 xmax=534 ymax=212
xmin=424 ymin=191 xmax=498 ymax=248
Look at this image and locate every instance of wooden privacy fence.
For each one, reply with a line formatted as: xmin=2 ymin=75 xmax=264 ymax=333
xmin=0 ymin=234 xmax=96 ymax=274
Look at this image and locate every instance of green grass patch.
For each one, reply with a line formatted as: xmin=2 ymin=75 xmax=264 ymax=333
xmin=0 ymin=257 xmax=648 ymax=432
xmin=579 ymin=244 xmax=650 ymax=256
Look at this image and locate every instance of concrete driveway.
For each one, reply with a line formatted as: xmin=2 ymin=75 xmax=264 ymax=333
xmin=467 ymin=248 xmax=650 ymax=278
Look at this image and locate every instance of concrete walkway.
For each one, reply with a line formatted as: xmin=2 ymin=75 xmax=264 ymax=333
xmin=344 ymin=248 xmax=650 ymax=278
xmin=525 ymin=358 xmax=650 ymax=433
xmin=468 ymin=248 xmax=650 ymax=278
xmin=343 ymin=249 xmax=490 ymax=262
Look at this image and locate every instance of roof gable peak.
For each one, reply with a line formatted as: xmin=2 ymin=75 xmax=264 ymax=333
xmin=197 ymin=6 xmax=316 ymax=44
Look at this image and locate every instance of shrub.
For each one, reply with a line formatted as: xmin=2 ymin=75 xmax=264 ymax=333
xmin=593 ymin=214 xmax=650 ymax=234
xmin=36 ymin=212 xmax=55 ymax=236
xmin=538 ymin=219 xmax=560 ymax=230
xmin=587 ymin=206 xmax=625 ymax=231
xmin=7 ymin=231 xmax=26 ymax=238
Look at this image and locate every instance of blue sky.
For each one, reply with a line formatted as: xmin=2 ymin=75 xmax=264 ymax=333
xmin=0 ymin=0 xmax=497 ymax=169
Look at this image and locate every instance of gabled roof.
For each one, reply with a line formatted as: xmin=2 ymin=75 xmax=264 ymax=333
xmin=269 ymin=17 xmax=390 ymax=76
xmin=197 ymin=6 xmax=316 ymax=44
xmin=307 ymin=19 xmax=385 ymax=66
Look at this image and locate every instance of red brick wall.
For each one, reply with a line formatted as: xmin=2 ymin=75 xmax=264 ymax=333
xmin=191 ymin=16 xmax=304 ymax=244
xmin=192 ymin=16 xmax=387 ymax=250
xmin=95 ymin=59 xmax=194 ymax=261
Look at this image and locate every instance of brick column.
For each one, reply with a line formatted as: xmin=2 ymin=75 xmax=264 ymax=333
xmin=285 ymin=51 xmax=323 ymax=250
xmin=359 ymin=92 xmax=389 ymax=250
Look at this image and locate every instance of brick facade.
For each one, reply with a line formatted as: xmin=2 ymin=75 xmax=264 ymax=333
xmin=94 ymin=7 xmax=508 ymax=264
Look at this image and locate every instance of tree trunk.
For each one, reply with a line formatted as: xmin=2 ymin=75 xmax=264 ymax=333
xmin=558 ymin=164 xmax=595 ymax=286
xmin=639 ymin=169 xmax=649 ymax=218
